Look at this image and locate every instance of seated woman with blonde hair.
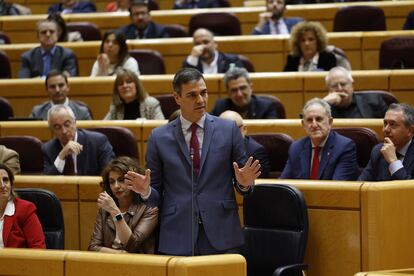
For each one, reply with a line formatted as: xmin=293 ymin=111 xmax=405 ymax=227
xmin=88 ymin=156 xmax=158 ymax=253
xmin=284 ymin=21 xmax=337 ymax=72
xmin=0 ymin=163 xmax=45 ymax=248
xmin=104 ymin=69 xmax=165 ymax=120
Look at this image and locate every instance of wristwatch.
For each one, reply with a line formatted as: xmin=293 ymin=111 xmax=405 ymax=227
xmin=112 ymin=213 xmax=123 ymax=222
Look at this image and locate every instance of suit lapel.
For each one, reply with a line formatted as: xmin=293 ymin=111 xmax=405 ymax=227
xmin=76 ymin=129 xmax=86 ymax=175
xmin=173 ymin=119 xmax=191 ymax=167
xmin=51 ymin=46 xmax=60 ymax=70
xmin=34 ymin=48 xmax=43 ymax=76
xmin=354 ymin=95 xmax=368 ymax=118
xmin=319 ymin=132 xmax=334 ymax=179
xmin=403 ymin=138 xmax=414 ymax=171
xmin=2 ymin=215 xmax=15 ymax=246
xmin=200 ymin=114 xmax=214 ymax=174
xmin=300 ymin=138 xmax=312 ymax=179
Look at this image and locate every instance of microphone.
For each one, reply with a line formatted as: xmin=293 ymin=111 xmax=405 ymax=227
xmin=190 ymin=147 xmax=195 ymax=256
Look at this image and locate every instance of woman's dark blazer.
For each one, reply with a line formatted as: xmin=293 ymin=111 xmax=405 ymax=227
xmin=283 ymin=50 xmax=337 ymax=72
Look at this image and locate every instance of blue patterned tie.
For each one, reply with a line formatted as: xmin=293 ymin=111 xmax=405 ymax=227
xmin=42 ymin=51 xmax=52 ymax=77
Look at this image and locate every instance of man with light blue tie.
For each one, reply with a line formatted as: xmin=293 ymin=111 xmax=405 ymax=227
xmin=18 ymin=19 xmax=77 ymax=78
xmin=252 ymin=0 xmax=303 ymax=35
xmin=126 ymin=68 xmax=261 ymax=256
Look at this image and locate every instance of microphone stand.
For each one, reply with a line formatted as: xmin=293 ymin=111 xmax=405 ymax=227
xmin=190 ymin=147 xmax=195 ymax=256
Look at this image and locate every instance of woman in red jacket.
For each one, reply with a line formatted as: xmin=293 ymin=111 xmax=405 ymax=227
xmin=0 ymin=164 xmax=46 ymax=248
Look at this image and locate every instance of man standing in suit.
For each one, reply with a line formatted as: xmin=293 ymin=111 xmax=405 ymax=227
xmin=126 ymin=68 xmax=260 ymax=256
xmin=118 ymin=0 xmax=168 ymax=39
xmin=252 ymin=0 xmax=303 ymax=35
xmin=18 ymin=19 xmax=77 ymax=78
xmin=281 ymin=98 xmax=359 ymax=180
xmin=211 ymin=67 xmax=279 ymax=119
xmin=42 ymin=105 xmax=115 ymax=175
xmin=359 ymin=103 xmax=414 ymax=181
xmin=220 ymin=110 xmax=270 ymax=177
xmin=323 ymin=67 xmax=389 ymax=118
xmin=30 ymin=70 xmax=92 ymax=120
xmin=182 ymin=28 xmax=244 ymax=74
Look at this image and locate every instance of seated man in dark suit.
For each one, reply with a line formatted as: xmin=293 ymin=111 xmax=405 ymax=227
xmin=182 ymin=28 xmax=244 ymax=74
xmin=359 ymin=103 xmax=414 ymax=181
xmin=18 ymin=19 xmax=78 ymax=78
xmin=173 ymin=0 xmax=221 ymax=8
xmin=42 ymin=105 xmax=115 ymax=175
xmin=48 ymin=0 xmax=96 ymax=14
xmin=118 ymin=0 xmax=168 ymax=39
xmin=30 ymin=70 xmax=92 ymax=120
xmin=211 ymin=67 xmax=279 ymax=119
xmin=220 ymin=110 xmax=270 ymax=177
xmin=252 ymin=0 xmax=303 ymax=35
xmin=281 ymin=98 xmax=359 ymax=180
xmin=323 ymin=67 xmax=388 ymax=118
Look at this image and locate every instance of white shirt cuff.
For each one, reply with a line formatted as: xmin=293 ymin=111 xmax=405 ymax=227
xmin=54 ymin=156 xmax=65 ymax=173
xmin=140 ymin=187 xmax=152 ymax=200
xmin=389 ymin=160 xmax=403 ymax=175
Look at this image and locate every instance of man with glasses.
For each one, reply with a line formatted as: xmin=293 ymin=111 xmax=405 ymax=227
xmin=252 ymin=0 xmax=303 ymax=35
xmin=211 ymin=67 xmax=279 ymax=119
xmin=323 ymin=66 xmax=388 ymax=118
xmin=118 ymin=0 xmax=168 ymax=39
xmin=42 ymin=105 xmax=115 ymax=175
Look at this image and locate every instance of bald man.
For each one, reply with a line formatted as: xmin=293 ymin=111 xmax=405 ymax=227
xmin=182 ymin=28 xmax=244 ymax=74
xmin=220 ymin=110 xmax=270 ymax=177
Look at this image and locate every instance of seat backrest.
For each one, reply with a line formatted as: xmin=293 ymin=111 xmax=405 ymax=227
xmin=15 ymin=188 xmax=64 ymax=249
xmin=333 ymin=6 xmax=386 ymax=32
xmin=164 ymin=24 xmax=189 ymax=37
xmin=87 ymin=126 xmax=139 ymax=162
xmin=256 ymin=94 xmax=286 ymax=119
xmin=325 ymin=45 xmax=352 ymax=70
xmin=72 ymin=99 xmax=94 ymax=119
xmin=243 ymin=184 xmax=308 ymax=276
xmin=129 ymin=49 xmax=166 ymax=75
xmin=0 ymin=97 xmax=13 ymax=120
xmin=333 ymin=127 xmax=380 ymax=169
xmin=0 ymin=135 xmax=43 ymax=174
xmin=189 ymin=12 xmax=241 ymax=36
xmin=0 ymin=50 xmax=11 ymax=79
xmin=249 ymin=133 xmax=293 ymax=178
xmin=238 ymin=54 xmax=255 ymax=72
xmin=379 ymin=36 xmax=414 ymax=69
xmin=154 ymin=94 xmax=180 ymax=119
xmin=0 ymin=31 xmax=11 ymax=44
xmin=66 ymin=22 xmax=102 ymax=41
xmin=354 ymin=90 xmax=398 ymax=106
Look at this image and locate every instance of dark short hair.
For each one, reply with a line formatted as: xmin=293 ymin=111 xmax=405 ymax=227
xmin=47 ymin=12 xmax=67 ymax=42
xmin=129 ymin=0 xmax=149 ymax=12
xmin=388 ymin=103 xmax=414 ymax=126
xmin=100 ymin=30 xmax=129 ymax=70
xmin=100 ymin=156 xmax=144 ymax=206
xmin=0 ymin=163 xmax=16 ymax=200
xmin=45 ymin=70 xmax=68 ymax=88
xmin=172 ymin=68 xmax=204 ymax=95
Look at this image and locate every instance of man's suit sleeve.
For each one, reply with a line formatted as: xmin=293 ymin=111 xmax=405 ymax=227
xmin=253 ymin=144 xmax=270 ymax=178
xmin=231 ymin=122 xmax=252 ymax=195
xmin=358 ymin=145 xmax=381 ymax=181
xmin=96 ymin=135 xmax=115 ymax=171
xmin=42 ymin=143 xmax=61 ymax=175
xmin=18 ymin=53 xmax=32 ymax=78
xmin=145 ymin=131 xmax=161 ymax=207
xmin=264 ymin=100 xmax=279 ymax=119
xmin=62 ymin=49 xmax=78 ymax=76
xmin=332 ymin=140 xmax=359 ymax=180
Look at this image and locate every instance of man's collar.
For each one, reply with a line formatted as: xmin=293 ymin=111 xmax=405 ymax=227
xmin=180 ymin=114 xmax=206 ymax=130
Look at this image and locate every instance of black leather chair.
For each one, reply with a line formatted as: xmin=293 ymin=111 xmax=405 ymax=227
xmin=66 ymin=22 xmax=102 ymax=41
xmin=15 ymin=188 xmax=64 ymax=249
xmin=164 ymin=24 xmax=189 ymax=37
xmin=257 ymin=94 xmax=286 ymax=119
xmin=154 ymin=94 xmax=180 ymax=119
xmin=0 ymin=97 xmax=13 ymax=120
xmin=0 ymin=50 xmax=11 ymax=79
xmin=129 ymin=49 xmax=166 ymax=75
xmin=354 ymin=90 xmax=398 ymax=106
xmin=333 ymin=127 xmax=380 ymax=169
xmin=379 ymin=36 xmax=414 ymax=69
xmin=0 ymin=31 xmax=11 ymax=44
xmin=249 ymin=133 xmax=293 ymax=178
xmin=333 ymin=5 xmax=386 ymax=32
xmin=88 ymin=126 xmax=139 ymax=162
xmin=189 ymin=12 xmax=241 ymax=36
xmin=238 ymin=54 xmax=255 ymax=72
xmin=0 ymin=135 xmax=44 ymax=174
xmin=243 ymin=184 xmax=308 ymax=276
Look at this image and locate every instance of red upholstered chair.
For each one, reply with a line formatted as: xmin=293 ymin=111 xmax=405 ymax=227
xmin=154 ymin=94 xmax=180 ymax=119
xmin=379 ymin=36 xmax=414 ymax=69
xmin=333 ymin=6 xmax=386 ymax=32
xmin=333 ymin=127 xmax=380 ymax=170
xmin=189 ymin=12 xmax=241 ymax=36
xmin=354 ymin=90 xmax=398 ymax=106
xmin=249 ymin=133 xmax=294 ymax=178
xmin=0 ymin=50 xmax=11 ymax=79
xmin=0 ymin=97 xmax=13 ymax=120
xmin=0 ymin=135 xmax=44 ymax=174
xmin=66 ymin=22 xmax=102 ymax=41
xmin=164 ymin=24 xmax=189 ymax=37
xmin=257 ymin=94 xmax=286 ymax=119
xmin=129 ymin=49 xmax=166 ymax=75
xmin=87 ymin=126 xmax=139 ymax=162
xmin=238 ymin=55 xmax=255 ymax=72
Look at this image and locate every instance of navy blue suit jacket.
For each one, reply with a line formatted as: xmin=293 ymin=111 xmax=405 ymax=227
xmin=118 ymin=22 xmax=168 ymax=39
xmin=245 ymin=136 xmax=270 ymax=178
xmin=358 ymin=139 xmax=414 ymax=181
xmin=145 ymin=114 xmax=249 ymax=255
xmin=280 ymin=131 xmax=359 ymax=180
xmin=18 ymin=46 xmax=78 ymax=78
xmin=182 ymin=52 xmax=244 ymax=73
xmin=211 ymin=95 xmax=279 ymax=119
xmin=283 ymin=51 xmax=337 ymax=72
xmin=252 ymin=17 xmax=303 ymax=35
xmin=48 ymin=1 xmax=96 ymax=13
xmin=42 ymin=129 xmax=115 ymax=176
xmin=403 ymin=10 xmax=414 ymax=30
